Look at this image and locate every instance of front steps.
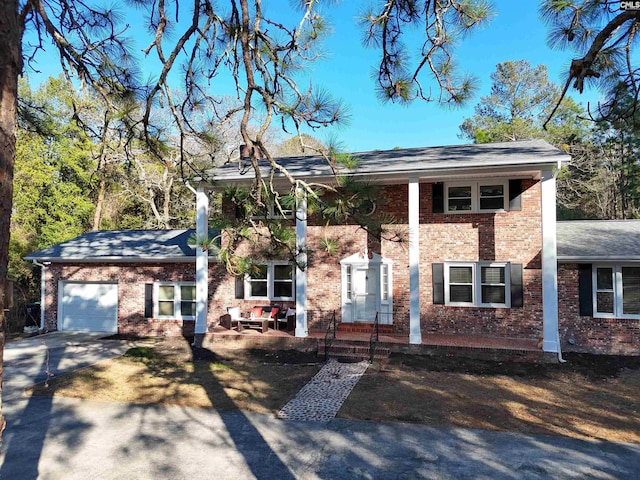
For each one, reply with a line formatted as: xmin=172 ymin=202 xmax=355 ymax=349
xmin=337 ymin=323 xmax=397 ymax=335
xmin=319 ymin=339 xmax=391 ymax=363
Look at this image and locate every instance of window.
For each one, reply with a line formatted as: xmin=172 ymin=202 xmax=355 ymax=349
xmin=593 ymin=265 xmax=640 ymax=318
xmin=346 ymin=265 xmax=352 ymax=300
xmin=445 ymin=262 xmax=510 ymax=307
xmin=246 ymin=262 xmax=294 ymax=300
xmin=155 ymin=283 xmax=196 ymax=319
xmin=446 ymin=181 xmax=507 ymax=213
xmin=381 ymin=264 xmax=389 ymax=302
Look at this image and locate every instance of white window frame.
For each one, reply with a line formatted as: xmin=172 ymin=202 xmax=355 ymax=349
xmin=154 ymin=282 xmax=196 ymax=320
xmin=444 ymin=262 xmax=510 ymax=308
xmin=250 ymin=201 xmax=294 ymax=220
xmin=592 ymin=264 xmax=640 ymax=319
xmin=445 ymin=180 xmax=509 ymax=214
xmin=245 ymin=261 xmax=295 ymax=301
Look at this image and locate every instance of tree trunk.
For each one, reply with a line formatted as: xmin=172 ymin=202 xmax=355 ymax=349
xmin=93 ymin=177 xmax=107 ymax=230
xmin=0 ymin=0 xmax=22 ymax=440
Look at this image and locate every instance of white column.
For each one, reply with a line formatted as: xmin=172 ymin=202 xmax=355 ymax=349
xmin=409 ymin=178 xmax=422 ymax=344
xmin=541 ymin=168 xmax=559 ymax=352
xmin=195 ymin=185 xmax=209 ymax=335
xmin=295 ymin=184 xmax=308 ymax=337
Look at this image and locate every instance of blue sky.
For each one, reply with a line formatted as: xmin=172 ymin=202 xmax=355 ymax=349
xmin=24 ymin=1 xmax=600 ymax=153
xmin=304 ymin=0 xmax=601 ymax=152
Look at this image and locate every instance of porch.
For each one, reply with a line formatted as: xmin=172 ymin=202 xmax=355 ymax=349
xmin=206 ymin=321 xmax=547 ymax=362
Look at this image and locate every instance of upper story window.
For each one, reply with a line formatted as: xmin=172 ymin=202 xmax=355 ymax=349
xmin=253 ymin=204 xmax=294 ymax=220
xmin=155 ymin=283 xmax=196 ymax=319
xmin=445 ymin=181 xmax=508 ymax=213
xmin=246 ymin=261 xmax=295 ymax=300
xmin=593 ymin=265 xmax=640 ymax=319
xmin=444 ymin=262 xmax=510 ymax=307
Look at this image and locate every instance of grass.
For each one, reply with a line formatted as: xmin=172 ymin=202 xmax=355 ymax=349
xmin=28 ymin=338 xmax=640 ymax=444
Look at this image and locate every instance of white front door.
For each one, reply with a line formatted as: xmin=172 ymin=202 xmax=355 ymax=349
xmin=353 ymin=267 xmax=378 ymax=322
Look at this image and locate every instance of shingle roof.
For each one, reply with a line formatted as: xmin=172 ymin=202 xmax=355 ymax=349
xmin=209 ymin=139 xmax=568 ymax=183
xmin=24 ymin=229 xmax=217 ymax=263
xmin=557 ymin=220 xmax=640 ymax=262
xmin=27 ymin=220 xmax=640 ymax=263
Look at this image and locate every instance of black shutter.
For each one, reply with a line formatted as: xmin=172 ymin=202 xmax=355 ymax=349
xmin=578 ymin=263 xmax=593 ymax=316
xmin=433 ymin=263 xmax=444 ymax=304
xmin=510 ymin=263 xmax=523 ymax=308
xmin=235 ymin=275 xmax=245 ymax=299
xmin=509 ymin=179 xmax=523 ymax=211
xmin=432 ymin=183 xmax=444 ymax=213
xmin=144 ymin=283 xmax=153 ymax=318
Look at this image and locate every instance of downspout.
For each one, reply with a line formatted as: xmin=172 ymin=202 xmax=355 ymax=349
xmin=31 ymin=259 xmax=47 ymax=330
xmin=553 ymin=158 xmax=566 ymax=364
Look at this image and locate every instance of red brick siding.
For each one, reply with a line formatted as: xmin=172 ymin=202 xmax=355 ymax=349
xmin=373 ymin=181 xmax=543 ymax=339
xmin=44 ymin=179 xmax=545 ymax=343
xmin=558 ymin=263 xmax=640 ymax=355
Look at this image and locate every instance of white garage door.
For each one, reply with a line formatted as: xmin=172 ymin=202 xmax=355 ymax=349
xmin=60 ymin=282 xmax=118 ymax=333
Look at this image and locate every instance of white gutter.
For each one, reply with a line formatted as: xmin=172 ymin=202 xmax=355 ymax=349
xmin=31 ymin=259 xmax=48 ymax=330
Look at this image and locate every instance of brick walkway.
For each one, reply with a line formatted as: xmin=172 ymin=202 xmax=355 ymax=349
xmin=277 ymin=359 xmax=369 ymax=422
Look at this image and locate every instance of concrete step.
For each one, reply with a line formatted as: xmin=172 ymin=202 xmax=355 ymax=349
xmin=337 ymin=323 xmax=396 ymax=335
xmin=319 ymin=340 xmax=391 ymax=362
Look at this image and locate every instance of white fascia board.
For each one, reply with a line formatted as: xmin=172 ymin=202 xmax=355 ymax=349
xmin=558 ymin=256 xmax=640 ymax=263
xmin=207 ymin=162 xmax=558 ymax=188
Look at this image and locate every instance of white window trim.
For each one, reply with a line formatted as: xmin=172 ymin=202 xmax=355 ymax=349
xmin=445 ymin=180 xmax=509 ymax=214
xmin=154 ymin=282 xmax=196 ymax=320
xmin=250 ymin=203 xmax=294 ymax=220
xmin=444 ymin=261 xmax=511 ymax=308
xmin=592 ymin=264 xmax=640 ymax=319
xmin=245 ymin=261 xmax=295 ymax=301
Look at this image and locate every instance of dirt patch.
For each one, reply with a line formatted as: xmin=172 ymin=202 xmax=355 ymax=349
xmin=28 ymin=338 xmax=640 ymax=444
xmin=339 ymin=352 xmax=640 ymax=444
xmin=29 ymin=337 xmax=321 ymax=414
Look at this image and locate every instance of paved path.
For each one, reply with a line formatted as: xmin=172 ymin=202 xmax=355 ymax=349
xmin=1 ymin=333 xmax=639 ymax=479
xmin=278 ymin=359 xmax=369 ymax=422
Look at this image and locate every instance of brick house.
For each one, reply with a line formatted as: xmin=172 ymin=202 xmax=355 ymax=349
xmin=27 ymin=139 xmax=581 ymax=355
xmin=557 ymin=220 xmax=640 ymax=355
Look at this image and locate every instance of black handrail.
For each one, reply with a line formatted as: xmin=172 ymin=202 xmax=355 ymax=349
xmin=369 ymin=312 xmax=379 ymax=363
xmin=324 ymin=310 xmax=337 ymax=362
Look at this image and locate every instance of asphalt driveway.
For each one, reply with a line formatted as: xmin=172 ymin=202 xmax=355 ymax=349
xmin=1 ymin=333 xmax=639 ymax=479
xmin=2 ymin=331 xmax=134 ymax=401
